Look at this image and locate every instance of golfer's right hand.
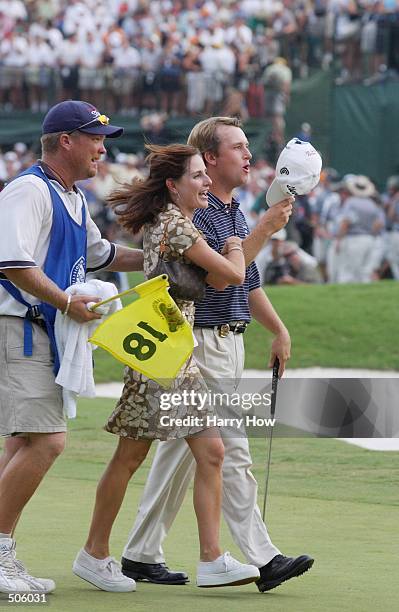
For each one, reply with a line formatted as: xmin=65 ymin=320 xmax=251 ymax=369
xmin=65 ymin=295 xmax=102 ymax=323
xmin=264 ymin=197 xmax=294 ymax=234
xmin=268 ymin=329 xmax=291 ymax=378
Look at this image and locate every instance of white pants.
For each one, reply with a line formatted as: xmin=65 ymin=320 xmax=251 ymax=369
xmin=326 ymin=239 xmax=342 ymax=283
xmin=387 ymin=231 xmax=399 ymax=280
xmin=186 ymin=72 xmax=207 ymax=113
xmin=337 ymin=234 xmax=376 ymax=283
xmin=123 ymin=327 xmax=280 ymax=567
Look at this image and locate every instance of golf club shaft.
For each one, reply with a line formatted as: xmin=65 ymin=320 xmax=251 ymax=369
xmin=262 ymin=358 xmax=280 ymax=521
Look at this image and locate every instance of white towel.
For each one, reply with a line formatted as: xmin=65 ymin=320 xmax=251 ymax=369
xmin=54 ymin=279 xmax=122 ymax=418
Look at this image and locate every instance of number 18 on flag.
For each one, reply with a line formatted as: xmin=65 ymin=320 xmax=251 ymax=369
xmin=89 ymin=275 xmax=194 ymax=388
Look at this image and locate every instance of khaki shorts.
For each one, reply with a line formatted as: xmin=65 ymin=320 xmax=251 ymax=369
xmin=0 ymin=317 xmax=66 ymax=436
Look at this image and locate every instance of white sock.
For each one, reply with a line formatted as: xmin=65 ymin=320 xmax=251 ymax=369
xmin=0 ymin=533 xmax=12 ymax=539
xmin=199 ymin=553 xmax=224 ymax=565
xmin=81 ymin=549 xmax=107 ymax=563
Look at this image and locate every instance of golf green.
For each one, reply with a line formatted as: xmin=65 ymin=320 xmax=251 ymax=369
xmin=3 ymin=397 xmax=398 ymax=611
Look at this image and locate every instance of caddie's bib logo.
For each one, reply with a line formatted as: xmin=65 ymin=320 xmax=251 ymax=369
xmin=70 ymin=256 xmax=86 ymax=284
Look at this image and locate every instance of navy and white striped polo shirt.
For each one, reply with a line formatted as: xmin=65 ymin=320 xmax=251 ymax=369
xmin=193 ymin=192 xmax=260 ymax=327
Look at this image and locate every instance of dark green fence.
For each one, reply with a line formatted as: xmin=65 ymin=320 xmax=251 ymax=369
xmin=0 ymin=114 xmax=273 ymax=162
xmin=286 ymin=71 xmax=399 ymax=189
xmin=285 ymin=70 xmax=332 ymax=167
xmin=331 ymin=80 xmax=399 ymax=188
xmin=2 ymin=72 xmax=399 ymax=189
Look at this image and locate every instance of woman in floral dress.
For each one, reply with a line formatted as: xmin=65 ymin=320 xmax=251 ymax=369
xmin=73 ymin=144 xmax=260 ymax=591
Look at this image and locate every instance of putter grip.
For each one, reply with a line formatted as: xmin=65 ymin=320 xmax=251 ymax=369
xmin=271 ymin=358 xmax=279 ymax=417
xmin=272 ymin=358 xmax=279 ymax=387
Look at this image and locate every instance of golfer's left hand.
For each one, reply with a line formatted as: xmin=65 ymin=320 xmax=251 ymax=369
xmin=268 ymin=330 xmax=291 ymax=378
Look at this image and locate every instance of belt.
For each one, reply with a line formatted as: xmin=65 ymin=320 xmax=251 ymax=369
xmin=199 ymin=321 xmax=248 ymax=337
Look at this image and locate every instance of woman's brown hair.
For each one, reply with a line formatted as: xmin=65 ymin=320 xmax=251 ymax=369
xmin=108 ymin=143 xmax=199 ymax=235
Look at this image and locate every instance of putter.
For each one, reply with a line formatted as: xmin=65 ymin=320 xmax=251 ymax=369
xmin=261 ymin=357 xmax=280 ymax=522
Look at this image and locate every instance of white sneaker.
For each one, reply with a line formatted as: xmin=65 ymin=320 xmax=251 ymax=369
xmin=73 ymin=548 xmax=136 ymax=592
xmin=0 ymin=538 xmax=55 ymax=593
xmin=197 ymin=552 xmax=260 ymax=588
xmin=14 ymin=559 xmax=55 ymax=593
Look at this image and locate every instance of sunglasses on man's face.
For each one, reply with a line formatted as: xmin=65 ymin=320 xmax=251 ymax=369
xmin=68 ymin=114 xmax=110 ymax=134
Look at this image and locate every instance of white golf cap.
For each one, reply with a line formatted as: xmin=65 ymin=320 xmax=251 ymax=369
xmin=266 ymin=138 xmax=322 ymax=206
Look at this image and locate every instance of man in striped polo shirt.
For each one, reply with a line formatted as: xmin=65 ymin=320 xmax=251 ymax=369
xmin=121 ymin=117 xmax=314 ymax=591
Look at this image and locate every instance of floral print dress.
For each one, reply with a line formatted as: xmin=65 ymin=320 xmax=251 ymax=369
xmin=105 ymin=203 xmax=213 ymax=440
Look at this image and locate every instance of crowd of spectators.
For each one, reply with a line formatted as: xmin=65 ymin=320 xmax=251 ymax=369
xmin=252 ymin=169 xmax=399 ymax=285
xmin=2 ymin=139 xmax=398 ymax=286
xmin=1 ymin=0 xmax=399 ymax=118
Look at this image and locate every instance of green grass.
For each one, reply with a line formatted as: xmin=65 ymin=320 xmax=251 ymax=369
xmin=245 ymin=281 xmax=399 ymax=371
xmin=5 ymin=397 xmax=399 ymax=612
xmin=92 ymin=276 xmax=399 ymax=381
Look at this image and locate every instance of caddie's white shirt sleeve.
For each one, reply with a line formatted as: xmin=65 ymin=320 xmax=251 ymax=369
xmin=0 ymin=175 xmax=54 ymax=315
xmin=0 ymin=174 xmax=114 ymax=316
xmin=0 ymin=175 xmax=114 ymax=271
xmin=0 ymin=175 xmax=51 ymax=269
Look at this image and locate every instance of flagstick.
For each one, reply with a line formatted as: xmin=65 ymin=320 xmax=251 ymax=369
xmin=89 ymin=286 xmax=138 ymax=311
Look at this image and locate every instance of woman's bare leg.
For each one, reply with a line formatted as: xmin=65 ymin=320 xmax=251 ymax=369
xmin=84 ymin=437 xmax=151 ymax=559
xmin=185 ymin=428 xmax=224 ymax=561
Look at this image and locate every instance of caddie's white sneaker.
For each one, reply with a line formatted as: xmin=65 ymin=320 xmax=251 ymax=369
xmin=197 ymin=552 xmax=260 ymax=587
xmin=73 ymin=548 xmax=136 ymax=592
xmin=14 ymin=558 xmax=55 ymax=593
xmin=0 ymin=538 xmax=55 ymax=593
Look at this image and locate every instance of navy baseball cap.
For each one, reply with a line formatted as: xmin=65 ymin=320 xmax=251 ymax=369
xmin=42 ymin=100 xmax=123 ymax=138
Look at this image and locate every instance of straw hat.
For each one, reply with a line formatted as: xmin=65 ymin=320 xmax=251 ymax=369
xmin=345 ymin=175 xmax=375 ymax=198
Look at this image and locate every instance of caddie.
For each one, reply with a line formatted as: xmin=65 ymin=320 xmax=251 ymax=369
xmin=0 ymin=100 xmax=143 ymax=593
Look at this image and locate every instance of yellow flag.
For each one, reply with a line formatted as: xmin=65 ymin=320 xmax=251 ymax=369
xmin=89 ymin=275 xmax=194 ymax=388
